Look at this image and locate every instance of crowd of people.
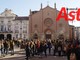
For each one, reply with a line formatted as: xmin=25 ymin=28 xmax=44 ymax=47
xmin=24 ymin=39 xmax=80 ymax=60
xmin=24 ymin=39 xmax=65 ymax=60
xmin=0 ymin=40 xmax=14 ymax=57
xmin=0 ymin=38 xmax=80 ymax=60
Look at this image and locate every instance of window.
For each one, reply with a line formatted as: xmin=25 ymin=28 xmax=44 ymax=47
xmin=8 ymin=25 xmax=11 ymax=31
xmin=20 ymin=34 xmax=22 ymax=38
xmin=44 ymin=18 xmax=53 ymax=27
xmin=24 ymin=34 xmax=26 ymax=38
xmin=8 ymin=21 xmax=11 ymax=22
xmin=1 ymin=25 xmax=4 ymax=31
xmin=16 ymin=34 xmax=18 ymax=38
xmin=23 ymin=25 xmax=27 ymax=28
xmin=15 ymin=25 xmax=19 ymax=33
xmin=15 ymin=30 xmax=19 ymax=33
xmin=23 ymin=30 xmax=27 ymax=33
xmin=1 ymin=21 xmax=3 ymax=23
xmin=16 ymin=23 xmax=18 ymax=25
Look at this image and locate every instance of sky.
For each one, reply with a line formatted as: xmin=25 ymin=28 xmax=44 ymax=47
xmin=0 ymin=0 xmax=80 ymax=27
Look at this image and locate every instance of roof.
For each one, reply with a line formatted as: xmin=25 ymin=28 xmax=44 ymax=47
xmin=31 ymin=6 xmax=59 ymax=15
xmin=15 ymin=16 xmax=29 ymax=20
xmin=31 ymin=11 xmax=39 ymax=14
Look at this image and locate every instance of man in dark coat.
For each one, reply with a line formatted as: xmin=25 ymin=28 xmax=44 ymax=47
xmin=66 ymin=44 xmax=76 ymax=60
xmin=10 ymin=40 xmax=14 ymax=55
xmin=43 ymin=42 xmax=47 ymax=56
xmin=47 ymin=39 xmax=52 ymax=55
xmin=25 ymin=42 xmax=30 ymax=60
xmin=57 ymin=41 xmax=62 ymax=56
xmin=75 ymin=45 xmax=80 ymax=60
xmin=3 ymin=41 xmax=9 ymax=55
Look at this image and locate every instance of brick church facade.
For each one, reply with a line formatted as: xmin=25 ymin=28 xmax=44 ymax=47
xmin=29 ymin=4 xmax=70 ymax=40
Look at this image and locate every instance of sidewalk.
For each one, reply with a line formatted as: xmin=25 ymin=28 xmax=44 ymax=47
xmin=0 ymin=47 xmax=25 ymax=59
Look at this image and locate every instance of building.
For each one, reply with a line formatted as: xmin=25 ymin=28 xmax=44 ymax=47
xmin=0 ymin=9 xmax=29 ymax=40
xmin=13 ymin=16 xmax=29 ymax=40
xmin=0 ymin=4 xmax=76 ymax=41
xmin=0 ymin=9 xmax=16 ymax=40
xmin=69 ymin=25 xmax=75 ymax=40
xmin=29 ymin=4 xmax=70 ymax=40
xmin=74 ymin=27 xmax=80 ymax=40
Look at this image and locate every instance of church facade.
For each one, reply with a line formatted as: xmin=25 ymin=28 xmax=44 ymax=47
xmin=29 ymin=4 xmax=70 ymax=40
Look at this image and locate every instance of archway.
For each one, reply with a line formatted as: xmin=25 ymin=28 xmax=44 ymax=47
xmin=7 ymin=34 xmax=12 ymax=40
xmin=33 ymin=33 xmax=38 ymax=39
xmin=45 ymin=29 xmax=52 ymax=40
xmin=0 ymin=34 xmax=4 ymax=40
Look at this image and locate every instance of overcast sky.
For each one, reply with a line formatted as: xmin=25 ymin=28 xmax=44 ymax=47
xmin=0 ymin=0 xmax=80 ymax=27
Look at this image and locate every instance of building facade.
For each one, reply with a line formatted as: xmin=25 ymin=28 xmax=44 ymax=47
xmin=29 ymin=4 xmax=70 ymax=40
xmin=0 ymin=9 xmax=29 ymax=40
xmin=74 ymin=27 xmax=80 ymax=40
xmin=13 ymin=17 xmax=29 ymax=40
xmin=0 ymin=4 xmax=75 ymax=41
xmin=69 ymin=25 xmax=75 ymax=40
xmin=0 ymin=9 xmax=16 ymax=40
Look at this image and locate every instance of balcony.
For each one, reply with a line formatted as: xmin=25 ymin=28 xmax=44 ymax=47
xmin=0 ymin=30 xmax=13 ymax=33
xmin=23 ymin=30 xmax=27 ymax=33
xmin=15 ymin=30 xmax=19 ymax=33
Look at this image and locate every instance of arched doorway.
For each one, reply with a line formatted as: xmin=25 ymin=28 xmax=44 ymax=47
xmin=45 ymin=29 xmax=52 ymax=40
xmin=0 ymin=34 xmax=4 ymax=40
xmin=33 ymin=33 xmax=38 ymax=39
xmin=7 ymin=34 xmax=12 ymax=40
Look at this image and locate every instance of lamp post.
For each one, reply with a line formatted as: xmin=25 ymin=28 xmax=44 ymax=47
xmin=66 ymin=8 xmax=77 ymax=41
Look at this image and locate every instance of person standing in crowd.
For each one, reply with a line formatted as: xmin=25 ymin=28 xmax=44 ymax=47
xmin=53 ymin=40 xmax=58 ymax=56
xmin=9 ymin=40 xmax=14 ymax=55
xmin=43 ymin=40 xmax=47 ymax=56
xmin=51 ymin=40 xmax=55 ymax=56
xmin=66 ymin=44 xmax=71 ymax=60
xmin=3 ymin=40 xmax=9 ymax=55
xmin=47 ymin=39 xmax=52 ymax=55
xmin=25 ymin=42 xmax=31 ymax=60
xmin=70 ymin=44 xmax=77 ymax=60
xmin=39 ymin=40 xmax=44 ymax=57
xmin=34 ymin=40 xmax=37 ymax=55
xmin=75 ymin=44 xmax=80 ymax=60
xmin=30 ymin=40 xmax=35 ymax=56
xmin=36 ymin=39 xmax=40 ymax=55
xmin=62 ymin=44 xmax=67 ymax=56
xmin=67 ymin=44 xmax=76 ymax=60
xmin=1 ymin=40 xmax=4 ymax=57
xmin=57 ymin=41 xmax=62 ymax=56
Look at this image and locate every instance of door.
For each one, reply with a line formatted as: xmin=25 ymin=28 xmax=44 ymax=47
xmin=0 ymin=34 xmax=4 ymax=40
xmin=45 ymin=29 xmax=52 ymax=40
xmin=7 ymin=34 xmax=12 ymax=40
